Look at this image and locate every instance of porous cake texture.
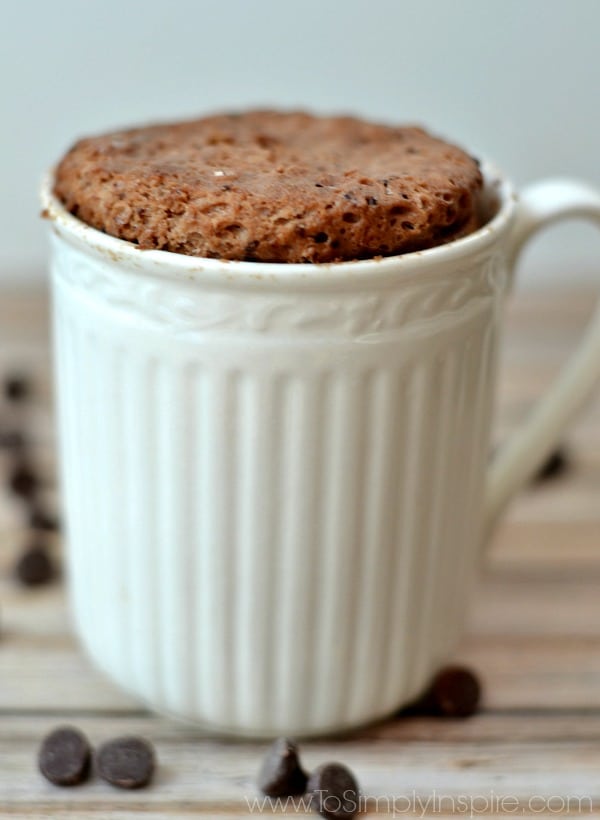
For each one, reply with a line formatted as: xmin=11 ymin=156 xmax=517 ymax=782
xmin=54 ymin=110 xmax=483 ymax=263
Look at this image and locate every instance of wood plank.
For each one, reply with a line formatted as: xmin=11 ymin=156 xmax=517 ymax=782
xmin=489 ymin=520 xmax=600 ymax=574
xmin=3 ymin=616 xmax=600 ymax=712
xmin=6 ymin=710 xmax=600 ymax=744
xmin=454 ymin=635 xmax=600 ymax=710
xmin=469 ymin=574 xmax=600 ymax=636
xmin=2 ymin=715 xmax=600 ymax=813
xmin=34 ymin=813 xmax=585 ymax=820
xmin=4 ymin=563 xmax=600 ymax=643
xmin=0 ymin=814 xmax=312 ymax=819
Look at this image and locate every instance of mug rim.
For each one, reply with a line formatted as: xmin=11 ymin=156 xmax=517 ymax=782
xmin=41 ymin=161 xmax=517 ymax=287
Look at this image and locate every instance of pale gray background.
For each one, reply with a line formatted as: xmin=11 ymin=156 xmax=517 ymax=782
xmin=2 ymin=0 xmax=599 ymax=285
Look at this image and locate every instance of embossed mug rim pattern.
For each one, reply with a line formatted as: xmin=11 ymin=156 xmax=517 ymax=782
xmin=41 ymin=163 xmax=515 ymax=288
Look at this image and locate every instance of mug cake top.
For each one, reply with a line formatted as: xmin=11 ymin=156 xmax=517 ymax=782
xmin=54 ymin=110 xmax=483 ymax=264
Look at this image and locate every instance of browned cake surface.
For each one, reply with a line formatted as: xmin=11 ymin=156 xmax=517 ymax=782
xmin=54 ymin=110 xmax=483 ymax=263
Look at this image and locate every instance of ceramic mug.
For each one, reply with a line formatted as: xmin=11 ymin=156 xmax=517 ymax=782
xmin=41 ymin=166 xmax=600 ymax=737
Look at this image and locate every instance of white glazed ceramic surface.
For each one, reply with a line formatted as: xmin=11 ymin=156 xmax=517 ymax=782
xmin=42 ymin=169 xmax=600 ymax=737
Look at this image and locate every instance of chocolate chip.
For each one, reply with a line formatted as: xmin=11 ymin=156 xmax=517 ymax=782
xmin=97 ymin=736 xmax=155 ymax=789
xmin=533 ymin=447 xmax=569 ymax=483
xmin=29 ymin=507 xmax=61 ymax=533
xmin=366 ymin=196 xmax=378 ymax=205
xmin=15 ymin=545 xmax=54 ymax=586
xmin=430 ymin=665 xmax=481 ymax=717
xmin=307 ymin=762 xmax=360 ymax=819
xmin=257 ymin=737 xmax=307 ymax=797
xmin=3 ymin=374 xmax=31 ymax=403
xmin=8 ymin=462 xmax=39 ymax=499
xmin=38 ymin=726 xmax=92 ymax=786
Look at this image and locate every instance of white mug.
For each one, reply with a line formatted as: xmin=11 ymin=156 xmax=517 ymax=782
xmin=41 ymin=165 xmax=600 ymax=737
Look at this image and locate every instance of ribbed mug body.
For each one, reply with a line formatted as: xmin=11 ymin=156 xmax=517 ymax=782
xmin=49 ymin=205 xmax=509 ymax=736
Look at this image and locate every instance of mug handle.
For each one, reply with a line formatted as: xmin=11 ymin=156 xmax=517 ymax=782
xmin=484 ymin=178 xmax=600 ymax=535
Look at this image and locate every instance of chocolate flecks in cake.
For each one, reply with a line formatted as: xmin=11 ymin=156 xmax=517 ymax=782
xmin=54 ymin=111 xmax=483 ymax=264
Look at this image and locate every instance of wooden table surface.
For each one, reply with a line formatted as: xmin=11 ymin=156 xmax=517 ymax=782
xmin=1 ymin=286 xmax=599 ymax=818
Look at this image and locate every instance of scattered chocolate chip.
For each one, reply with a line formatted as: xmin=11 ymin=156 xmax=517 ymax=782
xmin=8 ymin=462 xmax=39 ymax=499
xmin=15 ymin=545 xmax=54 ymax=586
xmin=366 ymin=196 xmax=378 ymax=205
xmin=430 ymin=665 xmax=481 ymax=717
xmin=307 ymin=762 xmax=360 ymax=820
xmin=96 ymin=736 xmax=155 ymax=789
xmin=3 ymin=374 xmax=31 ymax=403
xmin=533 ymin=447 xmax=569 ymax=483
xmin=29 ymin=507 xmax=61 ymax=533
xmin=258 ymin=737 xmax=307 ymax=797
xmin=38 ymin=726 xmax=92 ymax=786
